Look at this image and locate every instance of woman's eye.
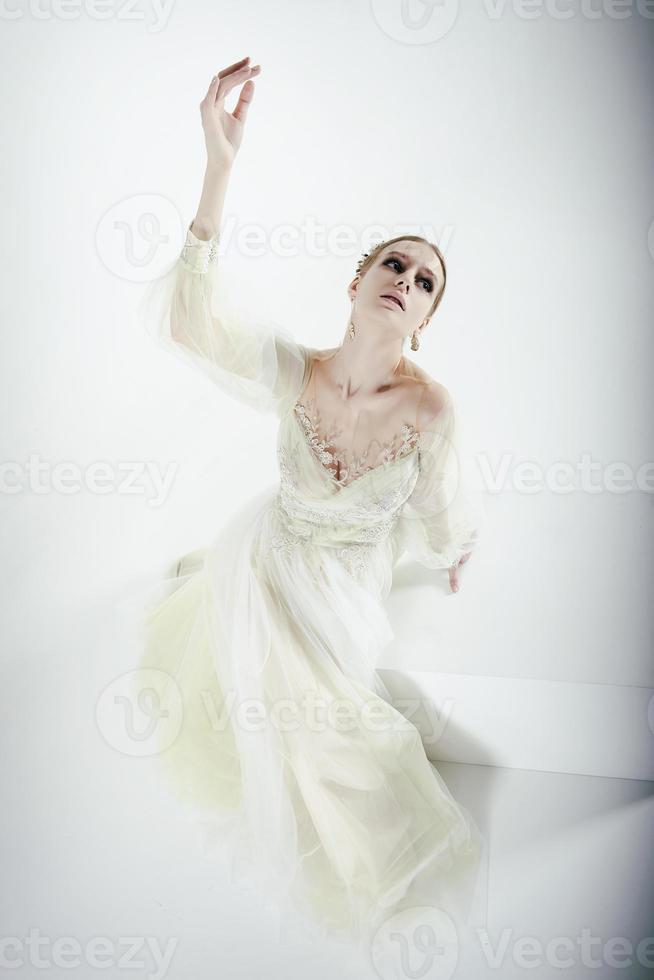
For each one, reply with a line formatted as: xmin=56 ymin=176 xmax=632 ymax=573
xmin=384 ymin=258 xmax=433 ymax=292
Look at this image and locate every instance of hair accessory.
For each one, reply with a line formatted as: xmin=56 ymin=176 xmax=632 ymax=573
xmin=355 ymin=240 xmax=387 ymax=276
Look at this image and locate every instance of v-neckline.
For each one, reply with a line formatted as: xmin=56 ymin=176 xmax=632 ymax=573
xmin=288 ymin=348 xmax=422 ymax=493
xmin=289 ymin=398 xmax=421 ymax=493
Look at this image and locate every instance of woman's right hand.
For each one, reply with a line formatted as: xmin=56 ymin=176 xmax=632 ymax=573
xmin=200 ymin=55 xmax=261 ymax=169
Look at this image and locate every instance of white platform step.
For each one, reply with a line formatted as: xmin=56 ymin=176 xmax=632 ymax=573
xmin=379 ymin=669 xmax=654 ymax=782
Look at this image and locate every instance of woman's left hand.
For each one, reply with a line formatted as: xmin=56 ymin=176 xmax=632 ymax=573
xmin=449 ymin=551 xmax=472 ymax=593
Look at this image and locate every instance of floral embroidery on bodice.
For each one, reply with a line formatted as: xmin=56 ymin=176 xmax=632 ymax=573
xmin=293 ymin=397 xmax=421 ymax=489
xmin=164 ymin=224 xmax=480 ymax=583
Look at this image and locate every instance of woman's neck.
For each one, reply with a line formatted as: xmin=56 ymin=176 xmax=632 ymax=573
xmin=328 ymin=331 xmax=405 ymax=401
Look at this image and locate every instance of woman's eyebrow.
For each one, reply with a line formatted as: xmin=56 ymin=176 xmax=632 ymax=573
xmin=384 ymin=250 xmax=438 ymax=280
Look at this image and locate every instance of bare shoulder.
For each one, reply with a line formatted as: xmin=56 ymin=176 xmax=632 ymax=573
xmin=401 ymin=356 xmax=451 ymax=424
xmin=309 ymin=345 xmax=339 ymax=358
xmin=305 ymin=345 xmax=340 ymax=369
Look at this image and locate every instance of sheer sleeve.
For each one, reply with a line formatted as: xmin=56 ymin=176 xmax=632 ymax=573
xmin=138 ymin=222 xmax=309 ymax=417
xmin=393 ymin=396 xmax=485 ymax=570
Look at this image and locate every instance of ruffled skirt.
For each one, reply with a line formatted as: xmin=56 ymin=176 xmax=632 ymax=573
xmin=131 ymin=486 xmax=486 ymax=952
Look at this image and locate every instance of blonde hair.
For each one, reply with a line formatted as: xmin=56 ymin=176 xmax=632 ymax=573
xmin=355 ymin=235 xmax=446 ymax=320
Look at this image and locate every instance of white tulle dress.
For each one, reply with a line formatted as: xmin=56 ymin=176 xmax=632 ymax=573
xmin=134 ymin=223 xmax=487 ymax=953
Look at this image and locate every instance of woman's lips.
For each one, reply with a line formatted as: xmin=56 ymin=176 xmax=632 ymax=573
xmin=380 ymin=295 xmax=403 ymax=310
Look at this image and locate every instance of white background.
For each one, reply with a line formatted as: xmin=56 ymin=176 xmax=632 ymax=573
xmin=3 ymin=0 xmax=652 ymax=686
xmin=1 ymin=2 xmax=653 ymax=977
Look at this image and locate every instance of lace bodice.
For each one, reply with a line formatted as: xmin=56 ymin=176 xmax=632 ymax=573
xmin=142 ymin=221 xmax=484 ymax=572
xmin=293 ymin=397 xmax=421 ymax=489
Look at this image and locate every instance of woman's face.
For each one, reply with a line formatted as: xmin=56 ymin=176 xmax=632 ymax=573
xmin=348 ymin=240 xmax=442 ymax=340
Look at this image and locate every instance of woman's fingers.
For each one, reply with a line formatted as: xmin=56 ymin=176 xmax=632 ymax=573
xmin=205 ymin=57 xmax=249 ymax=98
xmin=202 ymin=58 xmax=258 ymax=103
xmin=214 ymin=63 xmax=261 ymax=105
xmin=232 ymin=78 xmax=256 ymax=123
xmin=217 ymin=55 xmax=251 ymax=78
xmin=449 ymin=551 xmax=473 ymax=593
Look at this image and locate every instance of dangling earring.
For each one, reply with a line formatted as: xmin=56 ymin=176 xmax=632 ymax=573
xmin=349 ymin=283 xmax=358 ymax=340
xmin=410 ymin=321 xmax=428 ymax=351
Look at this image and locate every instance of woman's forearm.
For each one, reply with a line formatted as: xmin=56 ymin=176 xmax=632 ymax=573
xmin=190 ymin=161 xmax=232 ymax=241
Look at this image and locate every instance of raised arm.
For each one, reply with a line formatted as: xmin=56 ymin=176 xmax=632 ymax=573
xmin=139 ymin=57 xmax=308 ymax=417
xmin=190 ymin=55 xmax=260 ymax=241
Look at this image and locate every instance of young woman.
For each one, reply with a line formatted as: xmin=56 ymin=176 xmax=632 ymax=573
xmin=137 ymin=55 xmax=486 ymax=951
